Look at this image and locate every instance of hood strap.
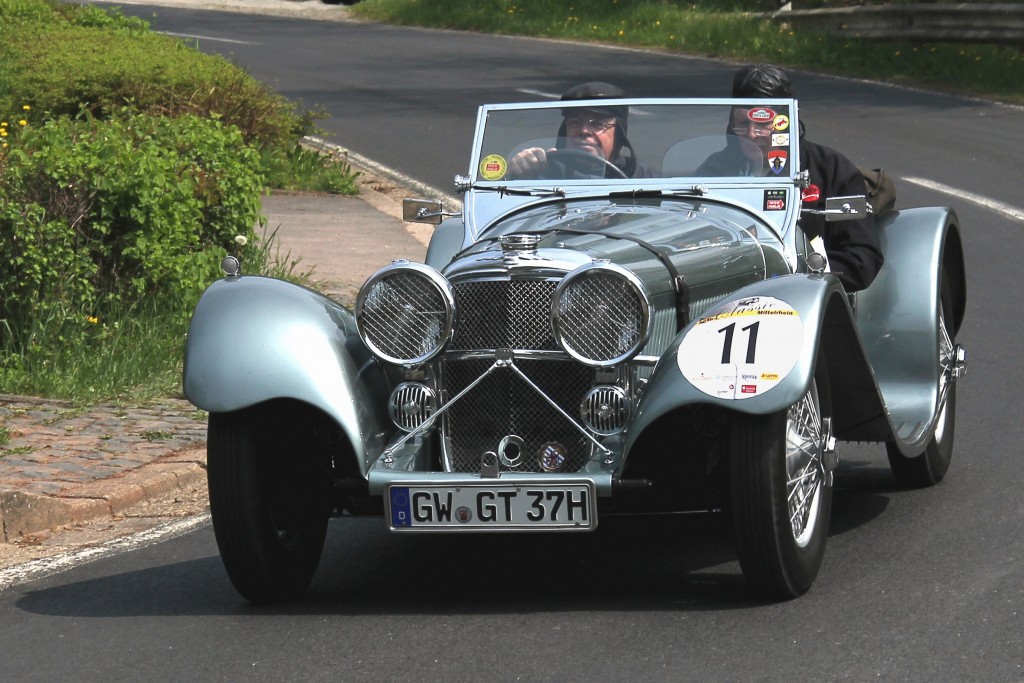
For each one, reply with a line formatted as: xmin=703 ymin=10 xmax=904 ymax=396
xmin=545 ymin=227 xmax=691 ymax=331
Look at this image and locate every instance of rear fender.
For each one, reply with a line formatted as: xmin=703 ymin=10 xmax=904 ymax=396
xmin=854 ymin=206 xmax=964 ymax=451
xmin=625 ymin=275 xmax=887 ymax=456
xmin=183 ymin=276 xmax=391 ymax=476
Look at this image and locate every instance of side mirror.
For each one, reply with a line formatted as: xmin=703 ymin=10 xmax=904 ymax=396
xmin=403 ymin=198 xmax=456 ymax=225
xmin=802 ymin=195 xmax=868 ymax=222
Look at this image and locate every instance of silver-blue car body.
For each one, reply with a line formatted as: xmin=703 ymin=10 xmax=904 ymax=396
xmin=184 ymin=98 xmax=966 ymax=602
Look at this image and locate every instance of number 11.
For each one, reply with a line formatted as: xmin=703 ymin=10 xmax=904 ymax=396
xmin=718 ymin=321 xmax=760 ymax=364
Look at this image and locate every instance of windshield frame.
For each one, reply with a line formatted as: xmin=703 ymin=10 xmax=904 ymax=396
xmin=469 ymin=97 xmax=802 ymax=188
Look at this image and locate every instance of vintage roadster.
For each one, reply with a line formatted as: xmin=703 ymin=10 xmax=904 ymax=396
xmin=183 ymin=97 xmax=967 ymax=602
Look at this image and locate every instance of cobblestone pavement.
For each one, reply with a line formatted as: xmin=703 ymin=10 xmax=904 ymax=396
xmin=0 ymin=396 xmax=210 ymax=568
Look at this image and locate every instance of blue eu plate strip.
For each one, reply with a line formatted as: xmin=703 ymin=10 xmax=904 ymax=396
xmin=389 ymin=486 xmax=412 ymax=527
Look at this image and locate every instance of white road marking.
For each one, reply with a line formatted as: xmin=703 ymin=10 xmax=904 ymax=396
xmin=516 ymin=88 xmax=560 ymax=99
xmin=305 ymin=136 xmax=462 ymax=208
xmin=163 ymin=32 xmax=256 ymax=45
xmin=902 ymin=176 xmax=1024 ymax=221
xmin=0 ymin=514 xmax=211 ymax=592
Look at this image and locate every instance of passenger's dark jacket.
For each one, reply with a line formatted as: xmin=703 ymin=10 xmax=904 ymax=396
xmin=798 ymin=139 xmax=884 ymax=292
xmin=697 ymin=134 xmax=884 ymax=291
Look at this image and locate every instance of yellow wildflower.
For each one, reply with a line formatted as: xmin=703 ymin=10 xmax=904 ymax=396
xmin=87 ymin=316 xmax=99 ymax=324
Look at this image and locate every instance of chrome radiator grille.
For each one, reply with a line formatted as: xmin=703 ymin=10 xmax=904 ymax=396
xmin=442 ymin=358 xmax=593 ymax=473
xmin=450 ymin=280 xmax=559 ymax=351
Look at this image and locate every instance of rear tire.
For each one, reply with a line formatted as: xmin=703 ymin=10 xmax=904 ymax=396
xmin=886 ymin=273 xmax=958 ymax=488
xmin=207 ymin=409 xmax=332 ymax=603
xmin=730 ymin=374 xmax=833 ymax=600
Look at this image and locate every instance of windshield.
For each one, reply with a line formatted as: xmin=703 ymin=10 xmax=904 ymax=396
xmin=474 ymin=99 xmax=798 ymax=184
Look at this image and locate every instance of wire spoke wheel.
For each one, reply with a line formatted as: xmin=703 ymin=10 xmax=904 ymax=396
xmin=730 ymin=367 xmax=833 ymax=600
xmin=786 ymin=384 xmax=827 ymax=548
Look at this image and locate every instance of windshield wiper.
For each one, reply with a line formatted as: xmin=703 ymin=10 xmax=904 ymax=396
xmin=608 ymin=186 xmax=707 ymax=199
xmin=471 ymin=185 xmax=567 ymax=198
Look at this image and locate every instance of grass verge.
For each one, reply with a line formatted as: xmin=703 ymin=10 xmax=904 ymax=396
xmin=352 ymin=0 xmax=1024 ymax=104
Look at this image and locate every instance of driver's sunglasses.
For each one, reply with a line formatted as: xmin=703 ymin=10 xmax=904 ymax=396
xmin=565 ymin=116 xmax=616 ymax=132
xmin=730 ymin=123 xmax=774 ymax=137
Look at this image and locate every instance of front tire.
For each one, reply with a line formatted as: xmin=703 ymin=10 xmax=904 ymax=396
xmin=207 ymin=408 xmax=333 ymax=603
xmin=730 ymin=375 xmax=834 ymax=600
xmin=886 ymin=273 xmax=960 ymax=487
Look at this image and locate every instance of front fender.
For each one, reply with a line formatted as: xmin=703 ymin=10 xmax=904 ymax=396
xmin=183 ymin=276 xmax=391 ymax=475
xmin=625 ymin=274 xmax=887 ymax=455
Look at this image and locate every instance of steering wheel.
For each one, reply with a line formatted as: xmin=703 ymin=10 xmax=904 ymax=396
xmin=544 ymin=149 xmax=628 ymax=180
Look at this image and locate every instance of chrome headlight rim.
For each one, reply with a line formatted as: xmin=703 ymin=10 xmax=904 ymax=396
xmin=355 ymin=260 xmax=455 ymax=366
xmin=551 ymin=261 xmax=653 ymax=368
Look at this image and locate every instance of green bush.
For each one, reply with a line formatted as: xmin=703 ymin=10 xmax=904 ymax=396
xmin=0 ymin=108 xmax=264 ymax=343
xmin=0 ymin=0 xmax=310 ymax=147
xmin=0 ymin=0 xmax=361 ymax=400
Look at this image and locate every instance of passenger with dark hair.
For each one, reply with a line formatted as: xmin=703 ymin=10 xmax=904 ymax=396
xmin=509 ymin=81 xmax=656 ymax=179
xmin=701 ymin=64 xmax=884 ymax=291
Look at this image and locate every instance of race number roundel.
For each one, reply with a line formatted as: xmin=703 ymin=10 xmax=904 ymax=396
xmin=677 ymin=296 xmax=803 ymax=400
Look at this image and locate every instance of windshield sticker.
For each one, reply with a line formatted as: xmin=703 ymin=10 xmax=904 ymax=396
xmin=677 ymin=296 xmax=803 ymax=400
xmin=773 ymin=114 xmax=790 ymax=132
xmin=479 ymin=154 xmax=507 ymax=181
xmin=767 ymin=150 xmax=788 ymax=175
xmin=764 ymin=189 xmax=786 ymax=211
xmin=748 ymin=107 xmax=775 ymax=123
xmin=772 ymin=133 xmax=789 ymax=147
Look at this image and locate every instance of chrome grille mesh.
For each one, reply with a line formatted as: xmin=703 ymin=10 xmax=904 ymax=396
xmin=555 ymin=270 xmax=646 ymax=364
xmin=450 ymin=280 xmax=559 ymax=350
xmin=443 ymin=358 xmax=593 ymax=473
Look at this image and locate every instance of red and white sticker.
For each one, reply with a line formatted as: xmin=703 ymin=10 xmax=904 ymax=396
xmin=677 ymin=296 xmax=803 ymax=400
xmin=748 ymin=107 xmax=775 ymax=123
xmin=767 ymin=150 xmax=788 ymax=174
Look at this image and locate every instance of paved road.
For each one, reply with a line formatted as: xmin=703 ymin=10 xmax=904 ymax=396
xmin=4 ymin=4 xmax=1022 ymax=680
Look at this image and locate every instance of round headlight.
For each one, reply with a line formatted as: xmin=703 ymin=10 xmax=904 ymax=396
xmin=356 ymin=261 xmax=455 ymax=365
xmin=552 ymin=262 xmax=651 ymax=367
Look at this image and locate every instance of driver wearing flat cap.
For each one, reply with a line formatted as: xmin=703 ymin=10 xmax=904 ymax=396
xmin=509 ymin=82 xmax=655 ymax=179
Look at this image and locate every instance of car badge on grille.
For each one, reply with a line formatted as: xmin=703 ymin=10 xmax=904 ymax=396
xmin=539 ymin=442 xmax=567 ymax=472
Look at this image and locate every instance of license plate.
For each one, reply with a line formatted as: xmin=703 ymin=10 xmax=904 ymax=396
xmin=386 ymin=482 xmax=596 ymax=531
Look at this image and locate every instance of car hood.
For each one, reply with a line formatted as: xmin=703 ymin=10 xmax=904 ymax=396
xmin=446 ymin=197 xmax=790 ymax=308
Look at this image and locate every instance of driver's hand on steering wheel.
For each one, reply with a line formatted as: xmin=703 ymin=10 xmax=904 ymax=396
xmin=509 ymin=147 xmax=555 ymax=179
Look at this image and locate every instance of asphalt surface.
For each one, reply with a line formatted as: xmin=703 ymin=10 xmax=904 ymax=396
xmin=0 ymin=167 xmax=428 ymax=566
